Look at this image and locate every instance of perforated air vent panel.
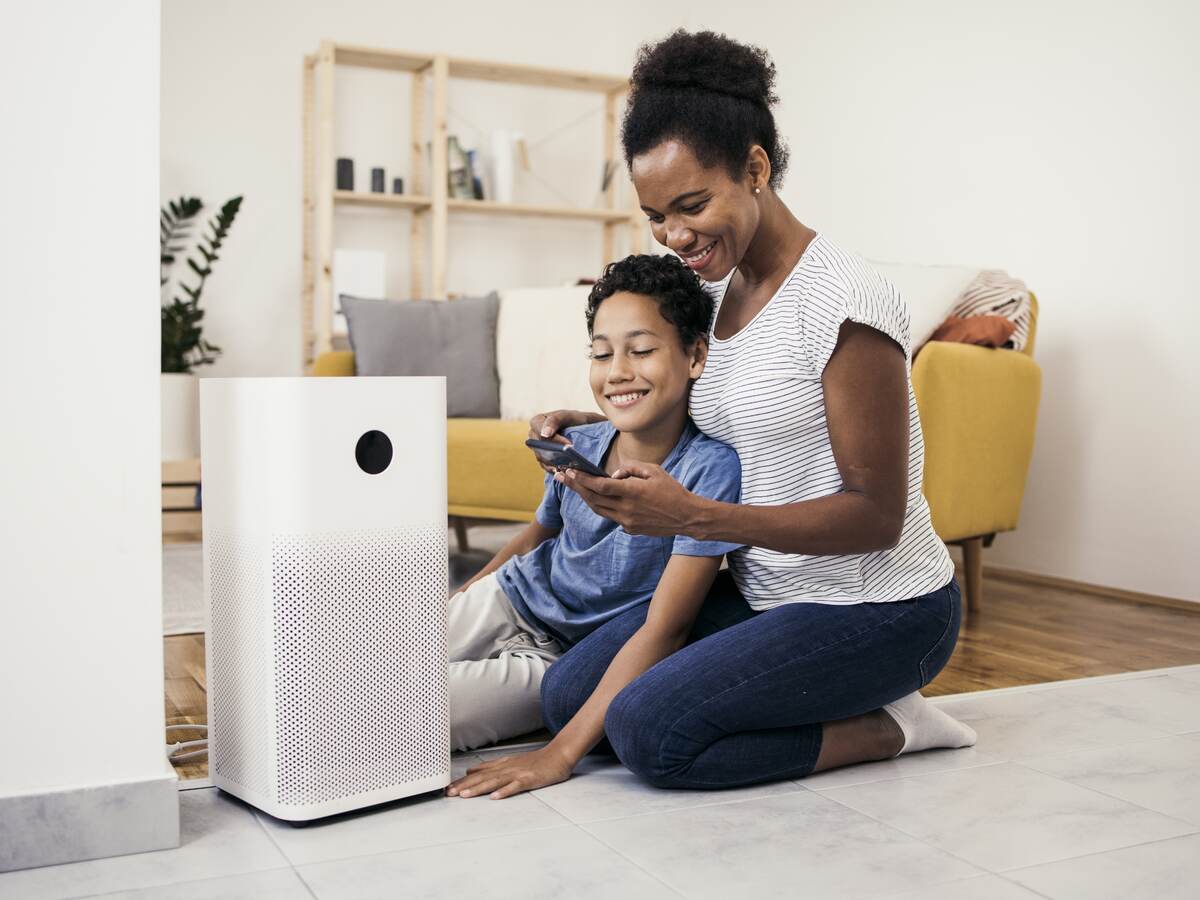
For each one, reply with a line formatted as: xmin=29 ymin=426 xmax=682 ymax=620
xmin=270 ymin=525 xmax=450 ymax=807
xmin=208 ymin=531 xmax=273 ymax=800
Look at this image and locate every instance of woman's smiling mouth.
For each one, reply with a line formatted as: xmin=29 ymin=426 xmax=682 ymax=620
xmin=683 ymin=240 xmax=717 ymax=270
xmin=607 ymin=390 xmax=649 ymax=408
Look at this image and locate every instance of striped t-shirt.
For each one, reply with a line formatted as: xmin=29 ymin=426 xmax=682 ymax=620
xmin=690 ymin=233 xmax=954 ymax=610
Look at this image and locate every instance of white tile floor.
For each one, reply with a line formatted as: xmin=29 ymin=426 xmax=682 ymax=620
xmin=4 ymin=665 xmax=1200 ymax=900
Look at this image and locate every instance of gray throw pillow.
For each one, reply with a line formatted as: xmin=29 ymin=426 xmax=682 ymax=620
xmin=340 ymin=292 xmax=500 ymax=418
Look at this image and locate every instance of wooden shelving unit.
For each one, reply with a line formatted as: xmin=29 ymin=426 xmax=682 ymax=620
xmin=161 ymin=458 xmax=202 ymax=537
xmin=302 ymin=41 xmax=646 ymax=367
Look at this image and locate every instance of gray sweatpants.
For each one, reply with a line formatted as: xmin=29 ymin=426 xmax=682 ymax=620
xmin=447 ymin=572 xmax=565 ymax=752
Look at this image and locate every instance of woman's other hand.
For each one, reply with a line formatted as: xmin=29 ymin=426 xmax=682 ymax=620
xmin=559 ymin=462 xmax=700 ymax=536
xmin=446 ymin=745 xmax=575 ymax=800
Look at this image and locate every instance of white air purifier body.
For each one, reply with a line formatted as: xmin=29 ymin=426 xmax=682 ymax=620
xmin=199 ymin=376 xmax=450 ymax=822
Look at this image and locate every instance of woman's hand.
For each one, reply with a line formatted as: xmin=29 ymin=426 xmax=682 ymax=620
xmin=446 ymin=745 xmax=576 ymax=800
xmin=559 ymin=462 xmax=702 ymax=537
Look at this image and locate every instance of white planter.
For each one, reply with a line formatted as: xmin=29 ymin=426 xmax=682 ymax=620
xmin=161 ymin=372 xmax=200 ymax=460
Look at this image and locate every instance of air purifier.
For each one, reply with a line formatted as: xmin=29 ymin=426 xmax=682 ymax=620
xmin=199 ymin=376 xmax=450 ymax=821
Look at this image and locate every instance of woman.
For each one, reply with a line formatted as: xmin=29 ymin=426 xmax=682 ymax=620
xmin=449 ymin=29 xmax=975 ymax=799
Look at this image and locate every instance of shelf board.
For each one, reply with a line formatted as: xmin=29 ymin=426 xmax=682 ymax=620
xmin=447 ymin=199 xmax=634 ymax=223
xmin=448 ymin=56 xmax=627 ymax=93
xmin=329 ymin=42 xmax=627 ymax=93
xmin=333 ymin=192 xmax=636 ymax=224
xmin=334 ymin=191 xmax=432 ymax=209
xmin=333 ymin=44 xmax=432 ymax=73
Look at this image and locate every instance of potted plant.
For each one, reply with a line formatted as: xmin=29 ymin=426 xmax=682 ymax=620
xmin=160 ymin=195 xmax=242 ymax=460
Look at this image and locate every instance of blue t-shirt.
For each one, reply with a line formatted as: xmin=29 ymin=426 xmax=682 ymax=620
xmin=496 ymin=419 xmax=742 ymax=646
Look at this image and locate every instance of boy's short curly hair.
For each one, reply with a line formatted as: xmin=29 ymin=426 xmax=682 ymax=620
xmin=622 ymin=29 xmax=789 ymax=190
xmin=586 ymin=253 xmax=713 ymax=347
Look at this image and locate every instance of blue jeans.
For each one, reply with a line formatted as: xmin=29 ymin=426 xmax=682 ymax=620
xmin=540 ymin=571 xmax=961 ymax=789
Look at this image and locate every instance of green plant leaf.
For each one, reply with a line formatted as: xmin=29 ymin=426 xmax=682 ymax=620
xmin=160 ymin=194 xmax=239 ymax=372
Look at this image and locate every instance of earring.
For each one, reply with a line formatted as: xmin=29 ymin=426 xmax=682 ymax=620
xmin=754 ymin=187 xmax=761 ymax=195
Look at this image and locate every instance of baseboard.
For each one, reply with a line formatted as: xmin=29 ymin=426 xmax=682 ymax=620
xmin=929 ymin=661 xmax=1200 ymax=703
xmin=0 ymin=763 xmax=179 ymax=873
xmin=983 ymin=563 xmax=1200 ymax=613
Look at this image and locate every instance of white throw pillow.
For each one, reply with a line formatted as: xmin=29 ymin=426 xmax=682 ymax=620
xmin=496 ymin=286 xmax=602 ymax=422
xmin=867 ymin=261 xmax=981 ymax=349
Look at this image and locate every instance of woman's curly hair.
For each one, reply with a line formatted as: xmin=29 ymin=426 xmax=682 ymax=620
xmin=586 ymin=253 xmax=713 ymax=346
xmin=622 ymin=29 xmax=789 ymax=190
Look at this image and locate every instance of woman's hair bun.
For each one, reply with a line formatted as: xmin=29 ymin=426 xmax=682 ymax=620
xmin=631 ymin=29 xmax=779 ymax=109
xmin=622 ymin=29 xmax=789 ymax=189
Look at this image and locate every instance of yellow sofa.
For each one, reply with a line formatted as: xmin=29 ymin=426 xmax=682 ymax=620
xmin=312 ymin=293 xmax=1040 ymax=611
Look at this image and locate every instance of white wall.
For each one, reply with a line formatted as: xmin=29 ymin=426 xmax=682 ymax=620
xmin=160 ymin=0 xmax=685 ymax=376
xmin=0 ymin=1 xmax=167 ymax=794
xmin=730 ymin=0 xmax=1199 ymax=602
xmin=162 ymin=0 xmax=1200 ymax=601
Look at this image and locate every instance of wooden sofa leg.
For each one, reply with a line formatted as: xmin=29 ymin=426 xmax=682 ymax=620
xmin=961 ymin=536 xmax=983 ymax=614
xmin=452 ymin=517 xmax=470 ymax=553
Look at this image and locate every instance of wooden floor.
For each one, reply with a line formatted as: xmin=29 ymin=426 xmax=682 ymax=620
xmin=166 ymin=568 xmax=1200 ymax=782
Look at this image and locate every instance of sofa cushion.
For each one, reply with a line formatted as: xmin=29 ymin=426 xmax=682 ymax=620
xmin=495 ymin=286 xmax=601 ymax=422
xmin=341 ymin=292 xmax=500 ymax=417
xmin=867 ymin=261 xmax=981 ymax=349
xmin=447 ymin=418 xmax=545 ymax=518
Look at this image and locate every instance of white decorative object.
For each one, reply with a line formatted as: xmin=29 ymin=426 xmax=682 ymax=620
xmin=490 ymin=130 xmax=518 ymax=204
xmin=199 ymin=376 xmax=451 ymax=822
xmin=331 ymin=248 xmax=386 ymax=335
xmin=161 ymin=372 xmax=200 ymax=460
xmin=867 ymin=260 xmax=981 ymax=349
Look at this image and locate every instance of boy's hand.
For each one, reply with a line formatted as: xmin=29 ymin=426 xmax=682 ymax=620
xmin=446 ymin=745 xmax=575 ymax=800
xmin=528 ymin=410 xmax=609 ymax=473
xmin=528 ymin=410 xmax=579 ymax=474
xmin=559 ymin=462 xmax=699 ymax=537
xmin=529 ymin=409 xmax=587 ymax=443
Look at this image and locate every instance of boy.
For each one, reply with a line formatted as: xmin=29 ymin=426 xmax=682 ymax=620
xmin=444 ymin=253 xmax=741 ymax=778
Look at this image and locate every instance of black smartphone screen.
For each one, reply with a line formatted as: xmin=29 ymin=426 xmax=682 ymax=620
xmin=525 ymin=439 xmax=609 ymax=477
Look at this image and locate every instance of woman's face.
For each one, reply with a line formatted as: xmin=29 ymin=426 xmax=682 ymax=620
xmin=631 ymin=140 xmax=760 ymax=281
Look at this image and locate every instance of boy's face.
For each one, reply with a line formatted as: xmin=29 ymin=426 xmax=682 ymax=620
xmin=588 ymin=291 xmax=706 ymax=434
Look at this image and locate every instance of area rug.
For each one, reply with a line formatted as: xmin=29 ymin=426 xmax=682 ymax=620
xmin=163 ymin=541 xmax=205 ymax=636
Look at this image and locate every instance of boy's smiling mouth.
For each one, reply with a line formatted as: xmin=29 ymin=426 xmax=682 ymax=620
xmin=606 ymin=390 xmax=649 ymax=408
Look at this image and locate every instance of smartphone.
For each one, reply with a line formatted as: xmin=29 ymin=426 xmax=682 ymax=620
xmin=525 ymin=439 xmax=609 ymax=478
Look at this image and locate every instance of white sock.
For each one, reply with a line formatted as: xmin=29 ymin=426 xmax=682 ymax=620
xmin=882 ymin=692 xmax=977 ymax=757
